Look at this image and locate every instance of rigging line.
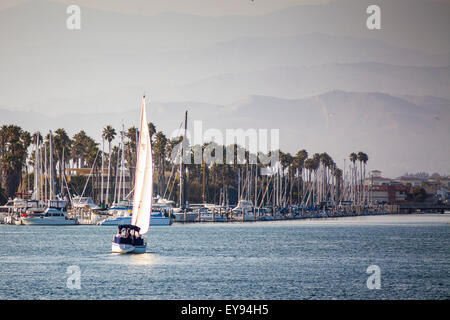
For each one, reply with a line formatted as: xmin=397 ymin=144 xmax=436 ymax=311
xmin=77 ymin=149 xmax=100 ymax=205
xmin=162 ymin=120 xmax=184 ymax=200
xmin=63 ymin=172 xmax=73 ymax=205
xmin=164 ymin=158 xmax=178 ymax=200
xmin=125 ymin=186 xmax=135 ymax=200
xmin=258 ymin=172 xmax=273 ymax=208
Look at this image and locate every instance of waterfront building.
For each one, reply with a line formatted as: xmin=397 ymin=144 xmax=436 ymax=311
xmin=364 ymin=170 xmax=407 ymax=203
xmin=396 ymin=176 xmax=424 ymax=187
xmin=364 ymin=170 xmax=394 ymax=186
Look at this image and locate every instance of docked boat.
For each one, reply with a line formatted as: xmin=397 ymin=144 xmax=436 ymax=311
xmin=232 ymin=200 xmax=257 ymax=221
xmin=153 ymin=196 xmax=176 ymax=211
xmin=72 ymin=196 xmax=101 ymax=210
xmin=200 ymin=210 xmax=227 ymax=222
xmin=260 ymin=214 xmax=275 ymax=221
xmin=112 ymin=96 xmax=152 ymax=254
xmin=108 ymin=199 xmax=132 ymax=214
xmin=232 ymin=200 xmax=254 ymax=214
xmin=21 ymin=207 xmax=77 ymax=225
xmin=103 ymin=196 xmax=172 ymax=226
xmin=2 ymin=198 xmax=47 ymax=225
xmin=101 ymin=211 xmax=171 ymax=226
xmin=71 ymin=196 xmax=110 ymax=224
xmin=75 ymin=207 xmax=111 ymax=225
xmin=0 ymin=198 xmax=16 ymax=223
xmin=172 ymin=210 xmax=198 ymax=222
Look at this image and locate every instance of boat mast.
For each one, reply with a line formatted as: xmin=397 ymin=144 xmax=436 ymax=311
xmin=49 ymin=130 xmax=54 ymax=200
xmin=247 ymin=164 xmax=250 ymax=201
xmin=179 ymin=110 xmax=188 ymax=209
xmin=254 ymin=164 xmax=258 ymax=207
xmin=101 ymin=135 xmax=104 ymax=206
xmin=40 ymin=144 xmax=44 ymax=202
xmin=61 ymin=148 xmax=65 ymax=198
xmin=238 ymin=168 xmax=241 ymax=203
xmin=202 ymin=160 xmax=206 ymax=204
xmin=33 ymin=133 xmax=40 ymax=201
xmin=113 ymin=142 xmax=121 ymax=205
xmin=44 ymin=138 xmax=48 ymax=202
xmin=121 ymin=124 xmax=125 ymax=202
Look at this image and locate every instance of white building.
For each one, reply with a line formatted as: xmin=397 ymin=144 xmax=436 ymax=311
xmin=396 ymin=176 xmax=423 ymax=187
xmin=364 ymin=170 xmax=393 ymax=186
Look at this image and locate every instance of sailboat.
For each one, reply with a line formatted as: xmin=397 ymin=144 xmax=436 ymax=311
xmin=111 ymin=96 xmax=153 ymax=254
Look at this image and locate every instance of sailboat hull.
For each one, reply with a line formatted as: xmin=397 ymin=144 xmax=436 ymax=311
xmin=111 ymin=242 xmax=147 ymax=254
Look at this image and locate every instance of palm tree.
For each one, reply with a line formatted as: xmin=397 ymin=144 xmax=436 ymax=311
xmin=125 ymin=126 xmax=138 ymax=183
xmin=309 ymin=153 xmax=320 ymax=205
xmin=303 ymin=158 xmax=315 ymax=206
xmin=333 ymin=167 xmax=343 ymax=202
xmin=0 ymin=125 xmax=31 ymax=198
xmin=293 ymin=149 xmax=308 ymax=203
xmin=153 ymin=131 xmax=168 ymax=196
xmin=357 ymin=151 xmax=368 ymax=204
xmin=280 ymin=152 xmax=293 ymax=205
xmin=357 ymin=152 xmax=369 ymax=204
xmin=71 ymin=131 xmax=89 ymax=168
xmin=102 ymin=125 xmax=116 ymax=206
xmin=20 ymin=131 xmax=32 ymax=194
xmin=349 ymin=152 xmax=358 ymax=202
xmin=319 ymin=152 xmax=332 ymax=203
xmin=53 ymin=128 xmax=71 ymax=196
xmin=148 ymin=122 xmax=156 ymax=141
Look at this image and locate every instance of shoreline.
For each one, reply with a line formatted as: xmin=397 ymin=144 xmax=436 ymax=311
xmin=174 ymin=212 xmax=450 ymax=225
xmin=2 ymin=213 xmax=449 ymax=228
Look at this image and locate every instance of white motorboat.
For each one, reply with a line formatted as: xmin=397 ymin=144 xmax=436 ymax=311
xmin=105 ymin=196 xmax=173 ymax=226
xmin=21 ymin=207 xmax=77 ymax=225
xmin=101 ymin=211 xmax=171 ymax=226
xmin=200 ymin=211 xmax=227 ymax=222
xmin=232 ymin=200 xmax=257 ymax=221
xmin=72 ymin=196 xmax=100 ymax=210
xmin=172 ymin=211 xmax=198 ymax=222
xmin=232 ymin=200 xmax=254 ymax=214
xmin=2 ymin=198 xmax=47 ymax=225
xmin=0 ymin=199 xmax=15 ymax=223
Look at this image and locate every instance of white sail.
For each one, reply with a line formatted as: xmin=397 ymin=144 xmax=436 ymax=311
xmin=131 ymin=96 xmax=153 ymax=234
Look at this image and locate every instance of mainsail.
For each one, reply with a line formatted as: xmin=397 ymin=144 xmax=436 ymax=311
xmin=131 ymin=96 xmax=153 ymax=234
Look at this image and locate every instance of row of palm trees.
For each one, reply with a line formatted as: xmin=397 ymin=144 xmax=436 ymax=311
xmin=348 ymin=152 xmax=369 ymax=205
xmin=0 ymin=125 xmax=32 ymax=202
xmin=0 ymin=123 xmax=370 ymax=208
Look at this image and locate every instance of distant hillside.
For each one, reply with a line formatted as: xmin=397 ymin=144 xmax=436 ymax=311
xmin=172 ymin=63 xmax=450 ymax=105
xmin=158 ymin=33 xmax=450 ymax=80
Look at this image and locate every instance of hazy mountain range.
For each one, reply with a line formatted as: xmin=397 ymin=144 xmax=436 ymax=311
xmin=168 ymin=63 xmax=450 ymax=105
xmin=0 ymin=0 xmax=449 ymax=176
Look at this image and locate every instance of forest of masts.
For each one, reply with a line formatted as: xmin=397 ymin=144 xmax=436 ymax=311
xmin=0 ymin=123 xmax=370 ymax=208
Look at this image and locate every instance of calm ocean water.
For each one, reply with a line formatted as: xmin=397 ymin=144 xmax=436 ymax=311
xmin=0 ymin=214 xmax=449 ymax=300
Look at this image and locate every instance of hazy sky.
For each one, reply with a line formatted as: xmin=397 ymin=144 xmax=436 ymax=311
xmin=0 ymin=0 xmax=332 ymax=15
xmin=2 ymin=0 xmax=449 ymax=15
xmin=0 ymin=0 xmax=449 ymax=177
